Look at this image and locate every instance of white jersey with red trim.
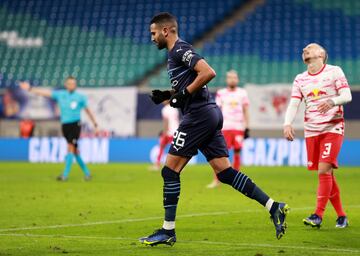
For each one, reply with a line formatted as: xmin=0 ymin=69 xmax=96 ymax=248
xmin=216 ymin=87 xmax=249 ymax=131
xmin=291 ymin=64 xmax=350 ymax=138
xmin=161 ymin=104 xmax=179 ymax=136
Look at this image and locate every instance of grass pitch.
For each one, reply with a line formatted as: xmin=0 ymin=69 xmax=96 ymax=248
xmin=0 ymin=162 xmax=359 ymax=256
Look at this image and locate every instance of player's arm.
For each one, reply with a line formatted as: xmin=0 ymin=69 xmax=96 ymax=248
xmin=283 ymin=97 xmax=301 ymax=141
xmin=243 ymin=104 xmax=249 ymax=129
xmin=318 ymin=67 xmax=352 ymax=113
xmin=317 ymin=88 xmax=352 ymax=114
xmin=19 ymin=81 xmax=52 ymax=97
xmin=170 ymin=59 xmax=215 ymax=107
xmin=186 ymin=59 xmax=216 ymax=94
xmin=243 ymin=104 xmax=250 ymax=139
xmin=84 ymin=107 xmax=99 ymax=132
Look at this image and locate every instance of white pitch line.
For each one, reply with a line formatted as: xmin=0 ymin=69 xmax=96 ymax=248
xmin=0 ymin=233 xmax=359 ymax=254
xmin=185 ymin=240 xmax=360 ymax=254
xmin=0 ymin=211 xmax=231 ymax=232
xmin=0 ymin=233 xmax=133 ymax=241
xmin=1 ymin=205 xmax=359 ymax=232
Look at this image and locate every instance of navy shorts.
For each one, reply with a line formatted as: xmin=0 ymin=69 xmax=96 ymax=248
xmin=168 ymin=106 xmax=229 ymax=161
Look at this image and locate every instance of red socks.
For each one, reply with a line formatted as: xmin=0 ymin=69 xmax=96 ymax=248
xmin=315 ymin=173 xmax=346 ymax=218
xmin=156 ymin=146 xmax=165 ymax=166
xmin=233 ymin=153 xmax=240 ymax=170
xmin=315 ymin=173 xmax=333 ymax=218
xmin=329 ymin=175 xmax=346 ymax=217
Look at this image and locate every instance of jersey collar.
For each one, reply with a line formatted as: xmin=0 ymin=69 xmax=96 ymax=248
xmin=308 ymin=64 xmax=326 ymax=76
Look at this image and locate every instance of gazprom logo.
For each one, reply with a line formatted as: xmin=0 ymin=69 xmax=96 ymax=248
xmin=29 ymin=137 xmax=109 ymax=163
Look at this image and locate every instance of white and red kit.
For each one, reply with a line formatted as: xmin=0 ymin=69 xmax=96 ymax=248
xmin=160 ymin=104 xmax=180 ymax=146
xmin=216 ymin=87 xmax=249 ymax=150
xmin=290 ymin=64 xmax=350 ymax=170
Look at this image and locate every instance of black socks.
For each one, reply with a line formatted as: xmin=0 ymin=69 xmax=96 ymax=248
xmin=162 ymin=166 xmax=180 ymax=221
xmin=217 ymin=167 xmax=270 ymax=206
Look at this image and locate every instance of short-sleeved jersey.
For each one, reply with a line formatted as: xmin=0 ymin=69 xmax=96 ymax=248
xmin=167 ymin=39 xmax=215 ymax=113
xmin=291 ymin=64 xmax=350 ymax=137
xmin=216 ymin=87 xmax=249 ymax=131
xmin=51 ymin=90 xmax=88 ymax=124
xmin=161 ymin=104 xmax=180 ymax=136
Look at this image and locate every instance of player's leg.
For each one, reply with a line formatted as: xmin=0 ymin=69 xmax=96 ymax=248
xmin=210 ymin=157 xmax=275 ymax=209
xmin=155 ymin=134 xmax=170 ymax=169
xmin=57 ymin=143 xmax=75 ymax=181
xmin=330 ymin=173 xmax=348 ymax=227
xmin=140 ymin=153 xmax=189 ymax=246
xmin=233 ymin=130 xmax=244 ymax=170
xmin=162 ymin=154 xmax=189 ymax=229
xmin=156 ymin=142 xmax=164 ymax=168
xmin=323 ymin=133 xmax=348 ymax=228
xmin=208 ymin=156 xmax=289 ymax=239
xmin=206 ymin=130 xmax=232 ymax=188
xmin=314 ymin=162 xmax=333 ymax=220
xmin=201 ymin=108 xmax=289 ymax=239
xmin=206 ymin=172 xmax=221 ymax=188
xmin=74 ymin=148 xmax=91 ymax=180
xmin=303 ymin=135 xmax=323 ymax=227
xmin=140 ymin=116 xmax=198 ymax=246
xmin=57 ymin=123 xmax=75 ymax=181
xmin=304 ymin=133 xmax=345 ymax=228
xmin=141 ymin=107 xmax=244 ymax=245
xmin=233 ymin=149 xmax=241 ymax=170
xmin=71 ymin=122 xmax=91 ymax=180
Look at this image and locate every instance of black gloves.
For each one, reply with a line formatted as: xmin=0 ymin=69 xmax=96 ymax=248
xmin=150 ymin=88 xmax=191 ymax=108
xmin=244 ymin=128 xmax=250 ymax=139
xmin=170 ymin=88 xmax=191 ymax=108
xmin=150 ymin=90 xmax=172 ymax=105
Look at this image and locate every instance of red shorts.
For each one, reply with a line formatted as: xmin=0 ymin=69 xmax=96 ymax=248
xmin=159 ymin=134 xmax=173 ymax=147
xmin=222 ymin=130 xmax=244 ymax=150
xmin=305 ymin=132 xmax=343 ymax=171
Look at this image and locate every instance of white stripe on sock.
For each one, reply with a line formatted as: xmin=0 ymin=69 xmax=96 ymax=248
xmin=162 ymin=221 xmax=175 ymax=230
xmin=265 ymin=198 xmax=274 ymax=212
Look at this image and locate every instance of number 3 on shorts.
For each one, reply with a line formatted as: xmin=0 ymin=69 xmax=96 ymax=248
xmin=173 ymin=131 xmax=187 ymax=148
xmin=322 ymin=143 xmax=332 ymax=158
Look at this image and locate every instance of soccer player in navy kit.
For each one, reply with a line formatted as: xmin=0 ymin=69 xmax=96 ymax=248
xmin=20 ymin=77 xmax=98 ymax=181
xmin=140 ymin=13 xmax=289 ymax=246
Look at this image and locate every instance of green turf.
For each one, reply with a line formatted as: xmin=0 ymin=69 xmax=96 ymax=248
xmin=0 ymin=162 xmax=359 ymax=256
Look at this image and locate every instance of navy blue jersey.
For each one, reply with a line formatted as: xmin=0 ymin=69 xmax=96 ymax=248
xmin=167 ymin=39 xmax=215 ymax=113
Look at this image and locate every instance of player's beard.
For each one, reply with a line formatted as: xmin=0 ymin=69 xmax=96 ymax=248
xmin=156 ymin=36 xmax=167 ymax=50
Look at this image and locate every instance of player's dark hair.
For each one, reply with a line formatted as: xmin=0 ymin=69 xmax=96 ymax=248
xmin=150 ymin=12 xmax=178 ymax=32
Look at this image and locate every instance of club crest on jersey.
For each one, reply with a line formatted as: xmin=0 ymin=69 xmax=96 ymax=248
xmin=230 ymin=100 xmax=239 ymax=107
xmin=306 ymin=88 xmax=327 ymax=99
xmin=70 ymin=101 xmax=78 ymax=109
